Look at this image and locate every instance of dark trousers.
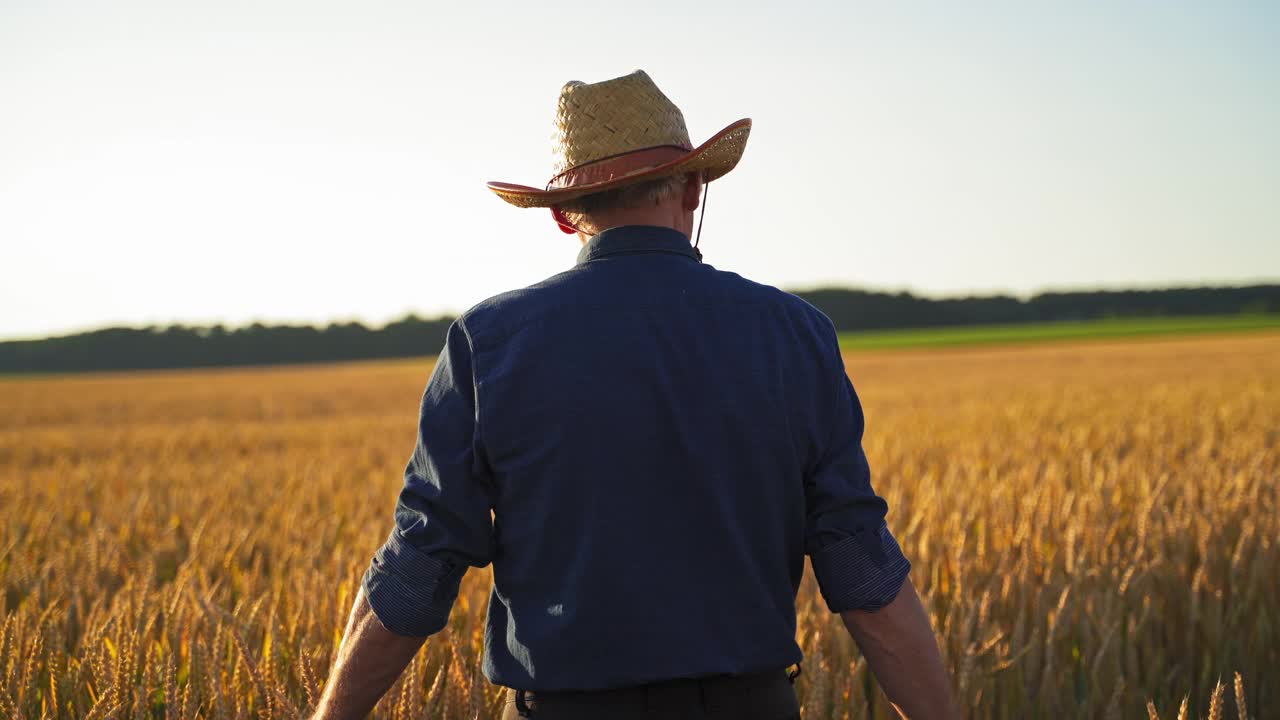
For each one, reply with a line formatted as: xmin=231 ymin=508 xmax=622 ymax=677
xmin=500 ymin=668 xmax=801 ymax=720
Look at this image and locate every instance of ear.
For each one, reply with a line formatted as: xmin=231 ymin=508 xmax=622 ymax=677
xmin=550 ymin=207 xmax=578 ymax=235
xmin=681 ymin=173 xmax=703 ymax=212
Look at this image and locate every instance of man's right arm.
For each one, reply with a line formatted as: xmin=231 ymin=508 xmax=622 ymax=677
xmin=840 ymin=577 xmax=958 ymax=720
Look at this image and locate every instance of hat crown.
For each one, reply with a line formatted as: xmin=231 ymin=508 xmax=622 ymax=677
xmin=552 ymin=70 xmax=692 ymax=177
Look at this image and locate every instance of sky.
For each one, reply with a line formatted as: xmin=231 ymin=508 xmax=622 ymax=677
xmin=2 ymin=1 xmax=1278 ymax=340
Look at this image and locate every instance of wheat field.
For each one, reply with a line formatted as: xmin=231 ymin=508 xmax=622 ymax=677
xmin=1 ymin=333 xmax=1276 ymax=719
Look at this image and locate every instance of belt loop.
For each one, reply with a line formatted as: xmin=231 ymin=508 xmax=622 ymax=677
xmin=787 ymin=663 xmax=802 ymax=684
xmin=515 ymin=688 xmax=533 ymax=717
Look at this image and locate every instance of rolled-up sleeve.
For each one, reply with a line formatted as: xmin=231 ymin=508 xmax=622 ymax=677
xmin=363 ymin=319 xmax=496 ymax=637
xmin=804 ymin=331 xmax=911 ymax=613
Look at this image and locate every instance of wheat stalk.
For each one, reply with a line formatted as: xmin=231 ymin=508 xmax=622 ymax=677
xmin=1233 ymin=672 xmax=1247 ymax=720
xmin=1209 ymin=678 xmax=1225 ymax=720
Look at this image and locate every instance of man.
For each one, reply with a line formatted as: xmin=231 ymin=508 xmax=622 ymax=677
xmin=314 ymin=70 xmax=956 ymax=719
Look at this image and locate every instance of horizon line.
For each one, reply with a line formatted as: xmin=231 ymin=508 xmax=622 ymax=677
xmin=5 ymin=278 xmax=1278 ymax=344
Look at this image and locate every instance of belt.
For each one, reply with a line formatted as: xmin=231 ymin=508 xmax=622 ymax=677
xmin=505 ymin=667 xmax=800 ymax=719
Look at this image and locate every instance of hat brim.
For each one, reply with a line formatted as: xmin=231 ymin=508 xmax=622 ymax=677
xmin=487 ymin=118 xmax=751 ymax=209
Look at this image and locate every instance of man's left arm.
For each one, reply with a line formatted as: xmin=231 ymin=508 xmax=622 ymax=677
xmin=801 ymin=319 xmax=957 ymax=717
xmin=314 ymin=319 xmax=496 ymax=718
xmin=312 ymin=587 xmax=425 ymax=720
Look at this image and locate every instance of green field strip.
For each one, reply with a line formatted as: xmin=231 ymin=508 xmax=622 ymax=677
xmin=837 ymin=314 xmax=1280 ymax=351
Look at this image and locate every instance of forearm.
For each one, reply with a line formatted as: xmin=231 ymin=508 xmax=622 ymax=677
xmin=313 ymin=586 xmax=426 ymax=720
xmin=840 ymin=578 xmax=958 ymax=720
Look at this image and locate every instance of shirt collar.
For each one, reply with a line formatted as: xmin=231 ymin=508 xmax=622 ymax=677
xmin=575 ymin=225 xmax=701 ymax=266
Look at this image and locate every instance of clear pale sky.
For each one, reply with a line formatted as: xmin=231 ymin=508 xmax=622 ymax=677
xmin=2 ymin=1 xmax=1277 ymax=340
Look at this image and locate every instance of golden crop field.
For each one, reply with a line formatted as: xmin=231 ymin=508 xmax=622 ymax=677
xmin=1 ymin=333 xmax=1276 ymax=719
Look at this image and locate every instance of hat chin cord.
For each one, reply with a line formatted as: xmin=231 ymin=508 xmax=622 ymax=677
xmin=691 ymin=179 xmax=708 ymax=262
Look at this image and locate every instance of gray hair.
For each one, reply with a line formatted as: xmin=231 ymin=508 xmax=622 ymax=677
xmin=557 ymin=173 xmax=690 ymax=234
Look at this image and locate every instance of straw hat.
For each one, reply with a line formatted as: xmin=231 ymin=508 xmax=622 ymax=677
xmin=487 ymin=70 xmax=751 ymax=208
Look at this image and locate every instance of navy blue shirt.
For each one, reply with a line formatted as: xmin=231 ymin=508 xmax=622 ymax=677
xmin=363 ymin=225 xmax=910 ymax=691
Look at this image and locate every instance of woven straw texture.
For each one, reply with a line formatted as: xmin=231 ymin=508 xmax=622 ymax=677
xmin=488 ymin=70 xmax=750 ymax=208
xmin=552 ymin=71 xmax=692 ymax=176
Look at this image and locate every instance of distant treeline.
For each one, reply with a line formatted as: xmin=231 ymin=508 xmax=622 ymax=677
xmin=3 ymin=284 xmax=1277 ymax=374
xmin=797 ymin=283 xmax=1279 ymax=330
